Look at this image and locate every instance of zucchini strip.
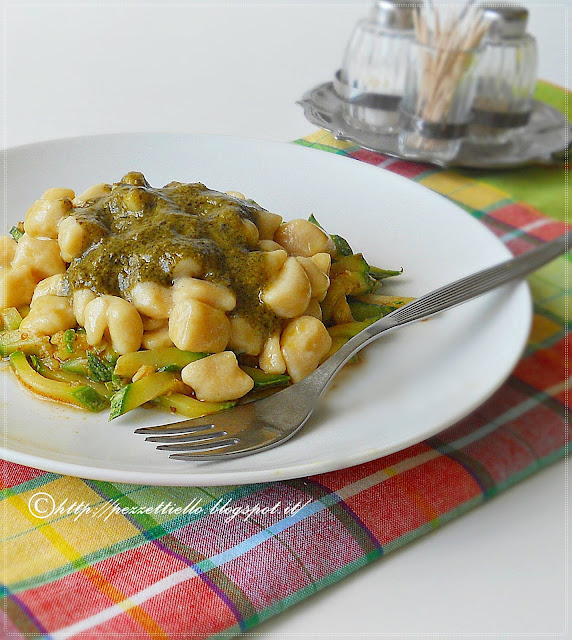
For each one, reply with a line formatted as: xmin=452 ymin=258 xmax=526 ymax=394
xmin=327 ymin=317 xmax=379 ymax=340
xmin=154 ymin=393 xmax=234 ymax=418
xmin=61 ymin=357 xmax=90 ymax=376
xmin=348 ymin=299 xmax=387 ymax=322
xmin=240 ymin=366 xmax=290 ymax=389
xmin=357 ymin=293 xmax=414 ymax=307
xmin=0 ymin=331 xmax=51 ymax=357
xmin=331 ymin=234 xmax=353 ymax=257
xmin=114 ymin=348 xmax=208 ymax=378
xmin=63 ymin=329 xmax=76 ymax=354
xmin=369 ymin=266 xmax=403 ymax=280
xmin=30 ymin=356 xmax=112 ymax=399
xmin=9 ymin=226 xmax=23 ymax=242
xmin=110 ymin=371 xmax=179 ymax=420
xmin=1 ymin=308 xmax=23 ymax=331
xmin=9 ymin=351 xmax=107 ymax=412
xmin=87 ymin=352 xmax=114 ymax=382
xmin=326 ymin=317 xmax=380 ymax=358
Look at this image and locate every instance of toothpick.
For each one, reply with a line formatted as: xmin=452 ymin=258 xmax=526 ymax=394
xmin=412 ymin=1 xmax=489 ymax=125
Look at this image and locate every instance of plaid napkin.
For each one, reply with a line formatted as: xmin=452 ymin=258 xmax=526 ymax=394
xmin=1 ymin=81 xmax=569 ymax=639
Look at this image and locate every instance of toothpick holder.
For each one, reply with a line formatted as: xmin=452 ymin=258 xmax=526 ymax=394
xmin=397 ymin=42 xmax=481 ymax=163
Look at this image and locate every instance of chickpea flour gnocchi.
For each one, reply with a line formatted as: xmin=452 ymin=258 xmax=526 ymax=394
xmin=0 ymin=172 xmax=410 ymax=420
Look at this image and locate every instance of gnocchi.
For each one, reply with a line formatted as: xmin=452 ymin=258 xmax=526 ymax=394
xmin=259 ymin=330 xmax=286 ymax=375
xmin=24 ymin=197 xmax=72 ymax=239
xmin=0 ymin=265 xmax=37 ymax=308
xmin=12 ymin=234 xmax=66 ymax=280
xmin=142 ymin=325 xmax=174 ymax=350
xmin=83 ymin=295 xmax=143 ymax=355
xmin=0 ymin=236 xmax=17 ymax=266
xmin=20 ymin=295 xmax=76 ymax=337
xmin=261 ymin=256 xmax=311 ymax=318
xmin=274 ymin=219 xmax=335 ymax=257
xmin=1 ymin=174 xmax=404 ymax=420
xmin=31 ymin=274 xmax=68 ymax=303
xmin=280 ymin=316 xmax=332 ymax=383
xmin=228 ymin=314 xmax=264 ymax=356
xmin=168 ymin=299 xmax=230 ymax=353
xmin=73 ymin=183 xmax=111 ymax=207
xmin=181 ymin=351 xmax=254 ymax=402
xmin=58 ymin=215 xmax=86 ymax=262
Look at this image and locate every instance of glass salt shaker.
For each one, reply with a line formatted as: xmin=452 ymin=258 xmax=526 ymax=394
xmin=334 ymin=0 xmax=422 ymax=134
xmin=469 ymin=4 xmax=538 ymax=145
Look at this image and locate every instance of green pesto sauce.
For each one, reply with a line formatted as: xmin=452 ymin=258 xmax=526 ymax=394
xmin=64 ymin=172 xmax=279 ymax=336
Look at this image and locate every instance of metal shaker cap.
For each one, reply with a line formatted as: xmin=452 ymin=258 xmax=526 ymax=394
xmin=370 ymin=0 xmax=423 ymax=30
xmin=480 ymin=3 xmax=529 ymax=39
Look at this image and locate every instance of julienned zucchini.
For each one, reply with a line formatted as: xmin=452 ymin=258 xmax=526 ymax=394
xmin=9 ymin=225 xmax=23 ymax=242
xmin=63 ymin=329 xmax=76 ymax=353
xmin=325 ymin=294 xmax=413 ymax=357
xmin=114 ymin=348 xmax=208 ymax=378
xmin=369 ymin=266 xmax=403 ymax=280
xmin=325 ymin=317 xmax=380 ymax=358
xmin=348 ymin=295 xmax=414 ymax=322
xmin=154 ymin=393 xmax=234 ymax=418
xmin=330 ymin=253 xmax=373 ymax=280
xmin=9 ymin=351 xmax=108 ymax=412
xmin=331 ymin=234 xmax=353 ymax=257
xmin=241 ymin=366 xmax=290 ymax=389
xmin=1 ymin=307 xmax=23 ymax=331
xmin=61 ymin=357 xmax=90 ymax=375
xmin=109 ymin=371 xmax=179 ymax=420
xmin=307 ymin=213 xmax=402 ymax=277
xmin=322 ymin=254 xmax=376 ymax=324
xmin=328 ymin=317 xmax=379 ymax=339
xmin=358 ymin=293 xmax=414 ymax=308
xmin=29 ymin=355 xmax=112 ymax=399
xmin=0 ymin=330 xmax=50 ymax=357
xmin=87 ymin=352 xmax=114 ymax=382
xmin=348 ymin=299 xmax=387 ymax=322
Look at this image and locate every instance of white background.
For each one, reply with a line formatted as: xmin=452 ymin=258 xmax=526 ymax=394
xmin=1 ymin=1 xmax=570 ymax=638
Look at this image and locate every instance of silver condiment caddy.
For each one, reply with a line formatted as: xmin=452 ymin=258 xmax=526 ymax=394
xmin=298 ymin=1 xmax=569 ymax=167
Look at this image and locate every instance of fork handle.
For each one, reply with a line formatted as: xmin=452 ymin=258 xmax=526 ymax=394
xmin=315 ymin=231 xmax=571 ymax=388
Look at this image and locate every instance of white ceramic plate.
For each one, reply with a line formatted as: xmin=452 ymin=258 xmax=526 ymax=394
xmin=1 ymin=134 xmax=531 ymax=486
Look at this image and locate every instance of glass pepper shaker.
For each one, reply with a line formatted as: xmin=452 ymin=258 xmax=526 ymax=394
xmin=334 ymin=0 xmax=422 ymax=134
xmin=469 ymin=4 xmax=538 ymax=145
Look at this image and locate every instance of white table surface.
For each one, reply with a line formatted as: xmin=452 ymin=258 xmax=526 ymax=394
xmin=1 ymin=1 xmax=570 ymax=637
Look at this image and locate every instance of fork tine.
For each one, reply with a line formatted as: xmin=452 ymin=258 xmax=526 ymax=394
xmin=148 ymin=431 xmax=227 ymax=445
xmin=145 ymin=431 xmax=225 ymax=443
xmin=163 ymin=437 xmax=239 ymax=454
xmin=135 ymin=418 xmax=216 ymax=435
xmin=168 ymin=432 xmax=284 ymax=460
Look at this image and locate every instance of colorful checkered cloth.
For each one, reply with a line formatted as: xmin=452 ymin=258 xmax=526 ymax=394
xmin=1 ymin=81 xmax=569 ymax=639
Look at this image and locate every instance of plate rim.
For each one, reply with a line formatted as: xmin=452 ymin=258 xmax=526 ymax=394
xmin=0 ymin=132 xmax=533 ymax=485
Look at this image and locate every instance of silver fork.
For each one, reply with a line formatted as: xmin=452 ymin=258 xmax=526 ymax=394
xmin=135 ymin=231 xmax=570 ymax=460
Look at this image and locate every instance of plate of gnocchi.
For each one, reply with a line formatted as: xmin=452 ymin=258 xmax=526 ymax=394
xmin=0 ymin=134 xmax=531 ymax=485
